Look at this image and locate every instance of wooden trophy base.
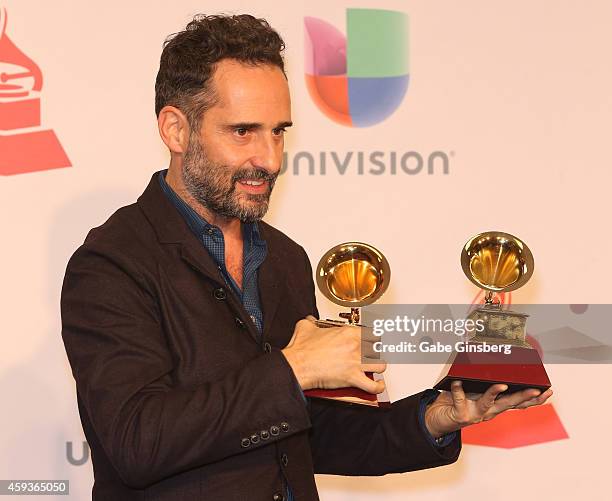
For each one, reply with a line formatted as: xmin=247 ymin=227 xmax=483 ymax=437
xmin=304 ymin=372 xmax=391 ymax=407
xmin=434 ymin=342 xmax=551 ymax=394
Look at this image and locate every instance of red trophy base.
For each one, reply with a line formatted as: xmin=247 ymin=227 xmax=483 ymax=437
xmin=304 ymin=372 xmax=391 ymax=407
xmin=434 ymin=343 xmax=551 ymax=394
xmin=0 ymin=129 xmax=71 ymax=175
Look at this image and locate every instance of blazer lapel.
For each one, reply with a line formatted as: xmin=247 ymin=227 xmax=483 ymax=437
xmin=179 ymin=244 xmax=224 ymax=284
xmin=138 ymin=171 xmax=262 ymax=344
xmin=183 ymin=242 xmax=262 ymax=344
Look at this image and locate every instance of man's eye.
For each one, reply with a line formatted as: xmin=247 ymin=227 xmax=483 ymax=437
xmin=272 ymin=127 xmax=286 ymax=136
xmin=235 ymin=128 xmax=248 ymax=136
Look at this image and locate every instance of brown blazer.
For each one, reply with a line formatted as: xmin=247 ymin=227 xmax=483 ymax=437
xmin=60 ymin=172 xmax=461 ymax=501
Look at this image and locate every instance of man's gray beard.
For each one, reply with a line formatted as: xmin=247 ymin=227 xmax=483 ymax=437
xmin=181 ymin=135 xmax=277 ymax=223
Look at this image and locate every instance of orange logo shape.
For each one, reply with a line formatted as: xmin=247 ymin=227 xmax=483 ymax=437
xmin=0 ymin=7 xmax=70 ymax=175
xmin=462 ymin=291 xmax=569 ymax=448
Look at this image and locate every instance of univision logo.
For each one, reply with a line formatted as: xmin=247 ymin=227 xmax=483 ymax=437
xmin=304 ymin=8 xmax=409 ymax=127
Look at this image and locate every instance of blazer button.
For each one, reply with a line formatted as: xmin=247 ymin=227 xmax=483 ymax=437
xmin=241 ymin=438 xmax=250 ymax=448
xmin=280 ymin=422 xmax=290 ymax=433
xmin=250 ymin=433 xmax=260 ymax=444
xmin=272 ymin=494 xmax=284 ymax=501
xmin=213 ymin=288 xmax=226 ymax=300
xmin=263 ymin=342 xmax=272 ymax=353
xmin=235 ymin=317 xmax=245 ymax=329
xmin=281 ymin=453 xmax=289 ymax=467
xmin=260 ymin=429 xmax=270 ymax=440
xmin=270 ymin=425 xmax=280 ymax=436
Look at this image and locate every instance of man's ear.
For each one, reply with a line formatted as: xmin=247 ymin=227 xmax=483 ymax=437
xmin=157 ymin=106 xmax=190 ymax=153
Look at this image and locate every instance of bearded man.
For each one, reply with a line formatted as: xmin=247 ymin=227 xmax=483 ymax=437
xmin=60 ymin=14 xmax=552 ymax=501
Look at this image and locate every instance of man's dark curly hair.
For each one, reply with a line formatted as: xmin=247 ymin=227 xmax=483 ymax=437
xmin=155 ymin=14 xmax=286 ymax=130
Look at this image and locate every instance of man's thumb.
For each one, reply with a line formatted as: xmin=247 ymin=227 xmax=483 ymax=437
xmin=353 ymin=374 xmax=386 ymax=395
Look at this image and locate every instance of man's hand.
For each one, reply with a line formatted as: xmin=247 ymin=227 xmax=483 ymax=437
xmin=281 ymin=316 xmax=387 ymax=394
xmin=425 ymin=380 xmax=554 ymax=438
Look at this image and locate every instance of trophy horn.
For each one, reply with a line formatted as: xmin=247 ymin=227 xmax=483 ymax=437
xmin=316 ymin=242 xmax=390 ymax=312
xmin=307 ymin=243 xmax=392 ymax=406
xmin=461 ymin=231 xmax=534 ymax=297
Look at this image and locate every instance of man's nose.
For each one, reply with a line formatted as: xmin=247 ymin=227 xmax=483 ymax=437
xmin=251 ymin=134 xmax=282 ymax=173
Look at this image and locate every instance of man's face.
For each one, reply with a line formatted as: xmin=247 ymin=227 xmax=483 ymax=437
xmin=182 ymin=59 xmax=291 ymax=223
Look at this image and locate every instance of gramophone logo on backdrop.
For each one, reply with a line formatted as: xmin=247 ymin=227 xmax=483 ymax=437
xmin=304 ymin=8 xmax=408 ymax=127
xmin=0 ymin=7 xmax=70 ymax=176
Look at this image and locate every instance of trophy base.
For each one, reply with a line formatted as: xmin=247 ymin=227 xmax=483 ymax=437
xmin=434 ymin=343 xmax=551 ymax=394
xmin=304 ymin=372 xmax=391 ymax=407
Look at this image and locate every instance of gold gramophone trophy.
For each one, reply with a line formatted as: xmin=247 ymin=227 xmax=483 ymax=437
xmin=303 ymin=242 xmax=391 ymax=406
xmin=434 ymin=231 xmax=551 ymax=394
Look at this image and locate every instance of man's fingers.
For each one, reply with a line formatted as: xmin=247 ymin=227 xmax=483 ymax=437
xmin=361 ymin=341 xmax=382 ymax=359
xmin=359 ymin=325 xmax=378 ymax=343
xmin=493 ymin=387 xmax=542 ymax=410
xmin=360 ymin=361 xmax=387 ymax=374
xmin=305 ymin=315 xmax=317 ymax=323
xmin=512 ymin=388 xmax=553 ymax=409
xmin=476 ymin=384 xmax=508 ymax=414
xmin=450 ymin=380 xmax=467 ymax=408
xmin=465 ymin=392 xmax=483 ymax=401
xmin=352 ymin=373 xmax=386 ymax=394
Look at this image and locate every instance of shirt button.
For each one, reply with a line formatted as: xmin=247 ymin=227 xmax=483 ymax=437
xmin=263 ymin=342 xmax=272 ymax=353
xmin=260 ymin=429 xmax=270 ymax=440
xmin=240 ymin=438 xmax=250 ymax=448
xmin=280 ymin=453 xmax=289 ymax=467
xmin=206 ymin=228 xmax=214 ymax=235
xmin=213 ymin=288 xmax=226 ymax=300
xmin=272 ymin=494 xmax=284 ymax=501
xmin=280 ymin=422 xmax=290 ymax=433
xmin=270 ymin=425 xmax=280 ymax=436
xmin=250 ymin=433 xmax=260 ymax=444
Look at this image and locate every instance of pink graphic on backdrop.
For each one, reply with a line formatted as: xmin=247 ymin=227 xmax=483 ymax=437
xmin=304 ymin=17 xmax=347 ymax=76
xmin=0 ymin=7 xmax=70 ymax=175
xmin=462 ymin=290 xmax=569 ymax=448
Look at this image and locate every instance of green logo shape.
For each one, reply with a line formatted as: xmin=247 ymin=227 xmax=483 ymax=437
xmin=347 ymin=9 xmax=409 ymax=78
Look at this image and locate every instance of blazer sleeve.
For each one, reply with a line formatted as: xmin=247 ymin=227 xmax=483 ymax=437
xmin=307 ymin=394 xmax=461 ymax=475
xmin=60 ymin=244 xmax=312 ymax=489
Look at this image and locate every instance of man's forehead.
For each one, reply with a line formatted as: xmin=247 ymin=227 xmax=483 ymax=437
xmin=209 ymin=59 xmax=290 ymax=116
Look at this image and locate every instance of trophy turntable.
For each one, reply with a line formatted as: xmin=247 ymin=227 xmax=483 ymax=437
xmin=304 ymin=242 xmax=391 ymax=406
xmin=434 ymin=231 xmax=552 ymax=394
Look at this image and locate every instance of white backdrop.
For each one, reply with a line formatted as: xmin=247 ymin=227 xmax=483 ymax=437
xmin=2 ymin=0 xmax=611 ymax=499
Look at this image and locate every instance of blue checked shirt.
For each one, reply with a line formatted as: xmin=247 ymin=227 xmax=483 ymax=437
xmin=158 ymin=170 xmax=455 ymax=498
xmin=158 ymin=170 xmax=267 ymax=334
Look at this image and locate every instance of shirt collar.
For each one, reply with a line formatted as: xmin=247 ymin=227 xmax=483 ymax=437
xmin=157 ymin=169 xmax=265 ymax=249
